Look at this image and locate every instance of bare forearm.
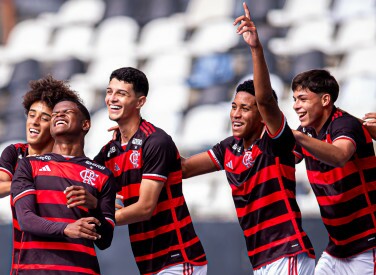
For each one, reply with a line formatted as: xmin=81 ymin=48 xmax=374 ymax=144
xmin=0 ymin=181 xmax=11 ymax=198
xmin=251 ymin=45 xmax=274 ymax=105
xmin=181 ymin=152 xmax=217 ymax=179
xmin=294 ymin=131 xmax=350 ymax=167
xmin=115 ymin=202 xmax=153 ymax=226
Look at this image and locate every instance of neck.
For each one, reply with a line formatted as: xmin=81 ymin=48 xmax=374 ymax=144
xmin=243 ymin=125 xmax=265 ymax=150
xmin=313 ymin=105 xmax=334 ymax=134
xmin=118 ymin=115 xmax=141 ymax=144
xmin=52 ymin=139 xmax=85 ymax=157
xmin=28 ymin=140 xmax=54 ymax=156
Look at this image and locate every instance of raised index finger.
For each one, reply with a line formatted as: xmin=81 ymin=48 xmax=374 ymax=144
xmin=243 ymin=2 xmax=251 ymax=20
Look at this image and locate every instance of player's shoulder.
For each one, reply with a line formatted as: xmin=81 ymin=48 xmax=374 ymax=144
xmin=140 ymin=120 xmax=174 ymax=145
xmin=330 ymin=108 xmax=361 ymax=128
xmin=3 ymin=142 xmax=27 ymax=154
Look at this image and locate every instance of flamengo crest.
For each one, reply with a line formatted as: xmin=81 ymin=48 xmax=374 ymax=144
xmin=80 ymin=169 xmax=99 ymax=186
xmin=129 ymin=150 xmax=140 ymax=168
xmin=242 ymin=151 xmax=255 ymax=168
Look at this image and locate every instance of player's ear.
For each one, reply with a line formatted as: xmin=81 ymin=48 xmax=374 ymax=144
xmin=137 ymin=96 xmax=146 ymax=109
xmin=321 ymin=93 xmax=331 ymax=107
xmin=82 ymin=119 xmax=91 ymax=132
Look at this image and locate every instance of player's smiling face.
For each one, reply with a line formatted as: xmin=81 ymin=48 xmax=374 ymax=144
xmin=105 ymin=78 xmax=145 ymax=124
xmin=51 ymin=101 xmax=85 ymax=137
xmin=26 ymin=100 xmax=53 ymax=147
xmin=293 ymin=87 xmax=326 ymax=131
xmin=230 ymin=91 xmax=263 ymax=140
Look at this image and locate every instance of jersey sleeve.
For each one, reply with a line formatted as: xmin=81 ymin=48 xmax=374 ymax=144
xmin=142 ymin=134 xmax=177 ymax=182
xmin=0 ymin=144 xmax=18 ymax=178
xmin=11 ymin=157 xmax=36 ymax=203
xmin=208 ymin=138 xmax=230 ymax=171
xmin=329 ymin=116 xmax=363 ymax=149
xmin=92 ymin=173 xmax=116 ymax=250
xmin=261 ymin=115 xmax=295 ymax=156
xmin=93 ymin=146 xmax=106 ymax=166
xmin=11 ymin=158 xmax=67 ymax=237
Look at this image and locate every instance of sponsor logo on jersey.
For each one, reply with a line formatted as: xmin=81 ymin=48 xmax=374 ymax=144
xmin=80 ymin=169 xmax=99 ymax=186
xmin=114 ymin=163 xmax=120 ymax=172
xmin=129 ymin=150 xmax=140 ymax=168
xmin=132 ymin=138 xmax=142 ymax=146
xmin=226 ymin=160 xmax=233 ymax=170
xmin=232 ymin=144 xmax=242 ymax=153
xmin=39 ymin=165 xmax=51 ymax=172
xmin=107 ymin=146 xmax=116 ymax=158
xmin=36 ymin=155 xmax=51 ymax=161
xmin=85 ymin=160 xmax=106 ymax=170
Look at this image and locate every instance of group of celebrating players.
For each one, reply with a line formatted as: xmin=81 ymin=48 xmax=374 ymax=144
xmin=1 ymin=2 xmax=376 ymax=275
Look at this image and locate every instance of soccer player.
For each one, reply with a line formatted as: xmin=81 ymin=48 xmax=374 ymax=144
xmin=181 ymin=3 xmax=315 ymax=274
xmin=94 ymin=67 xmax=208 ymax=275
xmin=0 ymin=76 xmax=94 ymax=272
xmin=10 ymin=98 xmax=116 ymax=274
xmin=291 ymin=65 xmax=376 ymax=273
xmin=0 ymin=75 xmax=80 ymax=198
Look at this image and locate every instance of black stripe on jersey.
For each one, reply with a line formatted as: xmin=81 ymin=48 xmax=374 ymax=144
xmin=325 ymin=213 xmax=374 ymax=241
xmin=169 ymin=183 xmax=184 ymax=199
xmin=357 ymin=141 xmax=375 ymax=158
xmin=129 ymin=209 xmax=174 ymax=235
xmin=180 ymin=222 xmax=201 ymax=243
xmin=38 ymin=204 xmax=90 ymax=221
xmin=364 ymin=167 xmax=376 ymax=182
xmin=310 ymin=173 xmax=362 ymax=196
xmin=137 ymin=248 xmax=183 ymax=275
xmin=132 ymin=230 xmax=179 ymax=257
xmin=232 ymin=179 xmax=284 ymax=209
xmin=14 ymin=248 xmax=99 ymax=270
xmin=238 ymin=200 xmax=289 ymax=230
xmin=174 ymin=204 xmax=190 ymax=222
xmin=326 ymin=234 xmax=376 ymax=258
xmin=319 ymin=194 xmax=368 ymax=219
xmin=369 ymin=190 xmax=376 ymax=205
xmin=288 ymin=198 xmax=302 ymax=213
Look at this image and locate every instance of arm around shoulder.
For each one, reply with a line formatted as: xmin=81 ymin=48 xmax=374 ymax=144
xmin=182 ymin=152 xmax=217 ymax=179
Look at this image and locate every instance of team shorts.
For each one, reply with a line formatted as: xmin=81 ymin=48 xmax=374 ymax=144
xmin=315 ymin=249 xmax=376 ymax=275
xmin=155 ymin=263 xmax=207 ymax=275
xmin=254 ymin=253 xmax=315 ymax=275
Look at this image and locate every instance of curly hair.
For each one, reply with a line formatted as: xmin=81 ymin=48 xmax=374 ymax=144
xmin=22 ymin=75 xmax=81 ymax=114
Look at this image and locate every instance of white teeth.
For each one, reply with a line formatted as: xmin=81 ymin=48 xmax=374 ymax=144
xmin=56 ymin=121 xmax=67 ymax=126
xmin=29 ymin=128 xmax=39 ymax=134
xmin=110 ymin=105 xmax=120 ymax=110
xmin=233 ymin=122 xmax=242 ymax=127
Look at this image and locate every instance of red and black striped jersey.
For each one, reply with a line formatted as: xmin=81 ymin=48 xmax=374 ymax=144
xmin=295 ymin=107 xmax=376 ymax=258
xmin=0 ymin=143 xmax=29 ymax=272
xmin=208 ymin=116 xmax=315 ymax=269
xmin=10 ymin=153 xmax=116 ymax=275
xmin=0 ymin=143 xmax=28 ymax=178
xmin=95 ymin=119 xmax=207 ymax=275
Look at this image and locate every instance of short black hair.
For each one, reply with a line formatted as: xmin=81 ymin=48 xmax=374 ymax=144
xmin=291 ymin=69 xmax=339 ymax=103
xmin=23 ymin=75 xmax=80 ymax=114
xmin=55 ymin=98 xmax=91 ymax=121
xmin=236 ymin=80 xmax=278 ymax=102
xmin=110 ymin=67 xmax=149 ymax=97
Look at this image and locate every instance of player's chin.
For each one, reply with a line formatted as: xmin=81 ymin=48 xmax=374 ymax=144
xmin=232 ymin=130 xmax=244 ymax=138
